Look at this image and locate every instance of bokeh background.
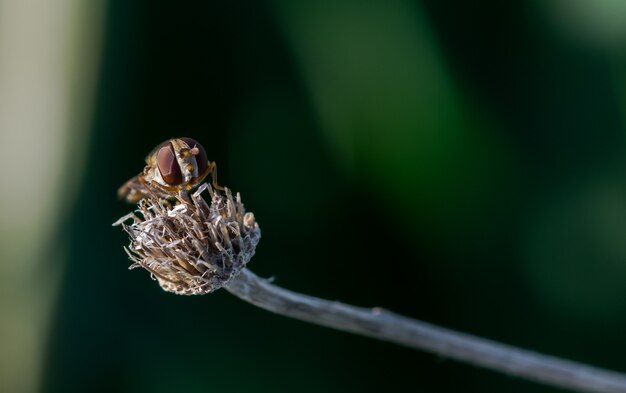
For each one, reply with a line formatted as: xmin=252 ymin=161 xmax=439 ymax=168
xmin=2 ymin=0 xmax=626 ymax=392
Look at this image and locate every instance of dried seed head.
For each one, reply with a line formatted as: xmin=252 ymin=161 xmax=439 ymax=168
xmin=113 ymin=184 xmax=261 ymax=295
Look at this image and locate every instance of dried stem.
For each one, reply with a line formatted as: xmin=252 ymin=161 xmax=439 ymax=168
xmin=226 ymin=268 xmax=626 ymax=393
xmin=115 ymin=181 xmax=626 ymax=393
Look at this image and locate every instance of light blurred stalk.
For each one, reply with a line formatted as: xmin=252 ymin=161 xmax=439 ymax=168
xmin=0 ymin=1 xmax=103 ymax=392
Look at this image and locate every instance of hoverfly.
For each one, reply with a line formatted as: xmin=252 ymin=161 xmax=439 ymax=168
xmin=118 ymin=137 xmax=222 ymax=203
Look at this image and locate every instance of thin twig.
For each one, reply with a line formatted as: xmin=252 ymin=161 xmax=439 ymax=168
xmin=226 ymin=268 xmax=626 ymax=393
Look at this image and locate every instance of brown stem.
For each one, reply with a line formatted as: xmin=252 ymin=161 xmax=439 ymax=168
xmin=226 ymin=268 xmax=626 ymax=393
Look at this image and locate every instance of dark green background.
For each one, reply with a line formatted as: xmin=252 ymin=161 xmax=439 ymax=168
xmin=42 ymin=1 xmax=626 ymax=392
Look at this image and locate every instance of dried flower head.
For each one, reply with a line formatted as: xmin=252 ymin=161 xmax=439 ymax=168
xmin=113 ymin=184 xmax=261 ymax=295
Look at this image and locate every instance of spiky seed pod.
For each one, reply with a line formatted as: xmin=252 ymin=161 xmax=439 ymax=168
xmin=113 ymin=184 xmax=261 ymax=295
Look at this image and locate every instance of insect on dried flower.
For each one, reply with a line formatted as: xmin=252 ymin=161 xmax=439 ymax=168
xmin=114 ymin=183 xmax=261 ymax=295
xmin=113 ymin=140 xmax=626 ymax=393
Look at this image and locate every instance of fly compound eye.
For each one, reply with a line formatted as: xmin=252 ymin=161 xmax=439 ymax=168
xmin=157 ymin=143 xmax=183 ymax=185
xmin=182 ymin=137 xmax=208 ymax=176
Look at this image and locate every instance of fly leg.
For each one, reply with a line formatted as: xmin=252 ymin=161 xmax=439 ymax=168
xmin=208 ymin=161 xmax=225 ymax=191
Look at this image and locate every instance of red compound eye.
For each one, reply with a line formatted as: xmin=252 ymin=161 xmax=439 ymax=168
xmin=157 ymin=143 xmax=183 ymax=185
xmin=182 ymin=137 xmax=208 ymax=177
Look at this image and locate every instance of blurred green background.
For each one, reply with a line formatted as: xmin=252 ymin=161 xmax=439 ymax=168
xmin=3 ymin=0 xmax=626 ymax=392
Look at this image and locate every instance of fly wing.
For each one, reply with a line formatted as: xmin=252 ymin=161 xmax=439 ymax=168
xmin=118 ymin=173 xmax=152 ymax=203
